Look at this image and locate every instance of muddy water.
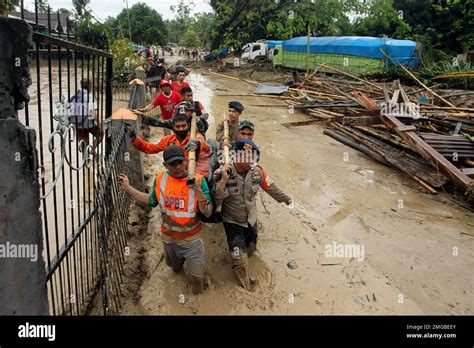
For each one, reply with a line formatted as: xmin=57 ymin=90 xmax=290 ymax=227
xmin=120 ymin=68 xmax=474 ymax=315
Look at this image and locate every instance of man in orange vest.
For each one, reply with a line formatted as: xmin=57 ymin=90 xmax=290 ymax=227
xmin=118 ymin=145 xmax=213 ymax=294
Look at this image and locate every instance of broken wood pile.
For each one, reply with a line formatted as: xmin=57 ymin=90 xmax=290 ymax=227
xmin=276 ymin=68 xmax=474 ymax=207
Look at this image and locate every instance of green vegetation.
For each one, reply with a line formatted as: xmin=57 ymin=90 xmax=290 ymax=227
xmin=419 ymin=60 xmax=473 ymax=90
xmin=104 ymin=3 xmax=168 ymax=46
xmin=0 ymin=0 xmax=19 ymax=16
xmin=166 ymin=0 xmax=214 ymax=49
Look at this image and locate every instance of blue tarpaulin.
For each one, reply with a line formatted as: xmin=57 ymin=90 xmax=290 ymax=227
xmin=218 ymin=47 xmax=230 ymax=58
xmin=282 ymin=36 xmax=420 ymax=68
xmin=266 ymin=40 xmax=283 ymax=49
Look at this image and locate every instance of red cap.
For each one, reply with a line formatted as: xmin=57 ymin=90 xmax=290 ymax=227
xmin=160 ymin=79 xmax=171 ymax=87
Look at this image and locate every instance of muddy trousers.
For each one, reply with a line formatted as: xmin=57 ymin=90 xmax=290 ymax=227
xmin=223 ymin=222 xmax=258 ymax=291
xmin=163 ymin=240 xmax=205 ymax=294
xmin=223 ymin=222 xmax=258 ymax=256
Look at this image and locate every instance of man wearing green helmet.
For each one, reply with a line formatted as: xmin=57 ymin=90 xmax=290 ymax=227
xmin=237 ymin=120 xmax=255 ymax=140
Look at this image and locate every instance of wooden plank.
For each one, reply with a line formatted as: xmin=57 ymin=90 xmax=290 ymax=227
xmin=391 ymin=89 xmax=400 ymax=104
xmin=461 ymin=168 xmax=474 ymax=176
xmin=396 ymin=125 xmax=417 ymax=132
xmin=380 ymin=114 xmax=472 ymax=193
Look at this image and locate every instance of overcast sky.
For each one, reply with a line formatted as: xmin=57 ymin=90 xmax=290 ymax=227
xmin=24 ymin=0 xmax=213 ymax=21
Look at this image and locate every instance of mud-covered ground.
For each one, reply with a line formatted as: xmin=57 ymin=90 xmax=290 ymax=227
xmin=118 ymin=62 xmax=474 ymax=315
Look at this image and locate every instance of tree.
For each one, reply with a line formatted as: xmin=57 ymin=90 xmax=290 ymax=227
xmin=0 ymin=0 xmax=19 ymax=16
xmin=169 ymin=0 xmax=195 ymax=42
xmin=110 ymin=38 xmax=135 ymax=76
xmin=193 ymin=12 xmax=215 ymax=49
xmin=72 ymin=0 xmax=90 ymax=16
xmin=351 ymin=0 xmax=473 ymax=55
xmin=73 ymin=19 xmax=108 ymax=48
xmin=58 ymin=8 xmax=72 ymax=15
xmin=353 ymin=0 xmax=411 ymax=39
xmin=180 ymin=26 xmax=201 ymax=47
xmin=103 ymin=16 xmax=121 ymax=41
xmin=115 ymin=2 xmax=168 ymax=45
xmin=165 ymin=19 xmax=182 ymax=44
xmin=170 ymin=0 xmax=194 ymax=25
xmin=36 ymin=0 xmax=49 ymax=12
xmin=394 ymin=0 xmax=474 ymax=54
xmin=208 ymin=0 xmax=359 ymax=50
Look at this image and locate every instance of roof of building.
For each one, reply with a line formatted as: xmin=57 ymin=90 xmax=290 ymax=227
xmin=9 ymin=11 xmax=69 ymax=33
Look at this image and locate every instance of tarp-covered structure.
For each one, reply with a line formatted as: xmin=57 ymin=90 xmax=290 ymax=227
xmin=282 ymin=36 xmax=420 ymax=68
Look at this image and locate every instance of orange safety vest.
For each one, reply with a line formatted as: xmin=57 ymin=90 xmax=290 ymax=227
xmin=156 ymin=170 xmax=203 ymax=240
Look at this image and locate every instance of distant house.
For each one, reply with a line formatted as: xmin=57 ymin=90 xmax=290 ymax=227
xmin=8 ymin=10 xmax=74 ymax=59
xmin=9 ymin=10 xmax=70 ymax=35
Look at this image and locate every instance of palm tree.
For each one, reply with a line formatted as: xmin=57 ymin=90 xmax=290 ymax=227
xmin=72 ymin=0 xmax=90 ymax=16
xmin=0 ymin=0 xmax=19 ymax=16
xmin=36 ymin=0 xmax=49 ymax=12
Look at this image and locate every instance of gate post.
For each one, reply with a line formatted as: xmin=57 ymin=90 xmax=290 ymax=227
xmin=118 ymin=67 xmax=147 ymax=191
xmin=0 ymin=17 xmax=49 ymax=315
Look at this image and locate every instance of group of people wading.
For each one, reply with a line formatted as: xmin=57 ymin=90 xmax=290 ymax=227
xmin=117 ymin=65 xmax=292 ymax=294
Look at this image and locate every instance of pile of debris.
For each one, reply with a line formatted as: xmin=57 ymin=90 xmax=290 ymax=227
xmin=259 ymin=64 xmax=474 ymax=207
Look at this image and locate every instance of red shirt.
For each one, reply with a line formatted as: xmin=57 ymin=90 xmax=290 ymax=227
xmin=171 ymin=81 xmax=190 ymax=95
xmin=152 ymin=91 xmax=182 ymax=120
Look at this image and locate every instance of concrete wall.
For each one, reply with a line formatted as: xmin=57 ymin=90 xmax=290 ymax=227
xmin=0 ymin=17 xmax=49 ymax=314
xmin=0 ymin=120 xmax=49 ymax=315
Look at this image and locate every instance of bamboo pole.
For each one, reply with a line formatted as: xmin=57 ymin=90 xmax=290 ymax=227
xmin=420 ymin=105 xmax=474 ymax=112
xmin=222 ymin=112 xmax=231 ymax=167
xmin=186 ymin=114 xmax=197 ymax=187
xmin=378 ymin=49 xmax=458 ymax=109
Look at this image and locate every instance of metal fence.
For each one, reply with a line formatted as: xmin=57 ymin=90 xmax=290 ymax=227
xmin=15 ymin=2 xmax=131 ymax=315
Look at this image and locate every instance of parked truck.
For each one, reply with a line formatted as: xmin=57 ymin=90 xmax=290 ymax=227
xmin=272 ymin=36 xmax=421 ymax=76
xmin=241 ymin=39 xmax=283 ymax=62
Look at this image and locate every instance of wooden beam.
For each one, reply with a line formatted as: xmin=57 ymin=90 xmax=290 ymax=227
xmin=380 ymin=114 xmax=472 ymax=194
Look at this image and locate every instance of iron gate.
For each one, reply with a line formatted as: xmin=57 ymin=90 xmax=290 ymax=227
xmin=15 ymin=2 xmax=131 ymax=315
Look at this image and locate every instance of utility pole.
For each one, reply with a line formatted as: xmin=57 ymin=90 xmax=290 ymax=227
xmin=124 ymin=0 xmax=132 ymax=42
xmin=118 ymin=24 xmax=124 ymax=40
